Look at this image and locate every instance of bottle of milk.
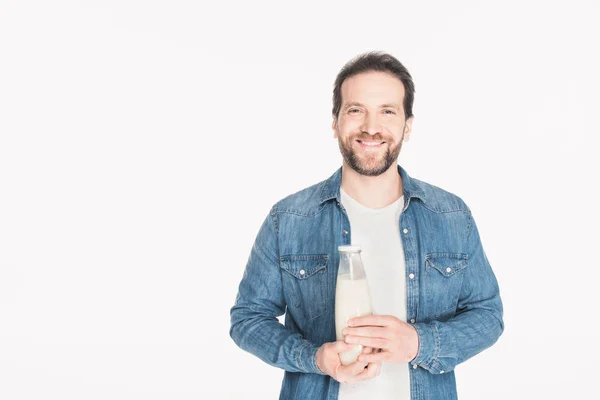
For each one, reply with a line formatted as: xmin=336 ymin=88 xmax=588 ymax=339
xmin=335 ymin=245 xmax=373 ymax=366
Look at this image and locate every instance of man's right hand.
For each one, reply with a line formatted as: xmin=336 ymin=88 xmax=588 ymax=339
xmin=315 ymin=341 xmax=381 ymax=384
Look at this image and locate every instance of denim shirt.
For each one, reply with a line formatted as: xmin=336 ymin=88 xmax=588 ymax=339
xmin=230 ymin=165 xmax=504 ymax=400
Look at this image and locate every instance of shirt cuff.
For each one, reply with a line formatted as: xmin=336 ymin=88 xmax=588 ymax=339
xmin=411 ymin=322 xmax=444 ymax=374
xmin=297 ymin=341 xmax=325 ymax=375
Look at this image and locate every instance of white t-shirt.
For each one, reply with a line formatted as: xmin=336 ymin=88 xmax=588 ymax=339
xmin=338 ymin=187 xmax=410 ymax=400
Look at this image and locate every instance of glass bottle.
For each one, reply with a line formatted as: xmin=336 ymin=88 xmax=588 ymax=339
xmin=335 ymin=245 xmax=373 ymax=366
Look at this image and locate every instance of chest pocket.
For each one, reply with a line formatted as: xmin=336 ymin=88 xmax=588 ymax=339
xmin=424 ymin=252 xmax=468 ymax=319
xmin=280 ymin=254 xmax=329 ymax=321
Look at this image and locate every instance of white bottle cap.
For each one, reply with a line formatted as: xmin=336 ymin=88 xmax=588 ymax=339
xmin=338 ymin=245 xmax=362 ymax=253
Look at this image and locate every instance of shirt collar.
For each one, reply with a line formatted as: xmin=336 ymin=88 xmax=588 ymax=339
xmin=319 ymin=164 xmax=427 ymax=205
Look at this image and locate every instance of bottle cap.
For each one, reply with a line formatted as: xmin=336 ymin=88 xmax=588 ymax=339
xmin=338 ymin=245 xmax=362 ymax=253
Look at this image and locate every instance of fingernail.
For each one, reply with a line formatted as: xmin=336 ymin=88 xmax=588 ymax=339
xmin=342 ymin=329 xmax=348 ymax=335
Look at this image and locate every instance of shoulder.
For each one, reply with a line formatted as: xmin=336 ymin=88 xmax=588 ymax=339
xmin=410 ymin=175 xmax=470 ymax=214
xmin=270 ymin=179 xmax=329 ymax=218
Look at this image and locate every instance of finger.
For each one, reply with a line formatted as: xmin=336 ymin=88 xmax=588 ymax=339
xmin=345 ymin=335 xmax=388 ymax=350
xmin=343 ymin=326 xmax=389 ymax=339
xmin=357 ymin=351 xmax=392 ymax=363
xmin=361 ymin=346 xmax=374 ymax=354
xmin=339 ymin=359 xmax=369 ymax=377
xmin=362 ymin=362 xmax=381 ymax=379
xmin=347 ymin=362 xmax=382 ymax=383
xmin=369 ymin=362 xmax=382 ymax=378
xmin=348 ymin=315 xmax=393 ymax=327
xmin=332 ymin=340 xmax=356 ymax=354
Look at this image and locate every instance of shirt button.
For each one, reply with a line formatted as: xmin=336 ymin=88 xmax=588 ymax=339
xmin=409 ymin=273 xmax=415 ymax=279
xmin=410 ymin=319 xmax=415 ymax=323
xmin=299 ymin=269 xmax=305 ymax=276
xmin=403 ymin=228 xmax=408 ymax=234
xmin=446 ymin=267 xmax=452 ymax=273
xmin=440 ymin=370 xmax=445 ymax=374
xmin=413 ymin=364 xmax=418 ymax=369
xmin=343 ymin=230 xmax=348 ymax=235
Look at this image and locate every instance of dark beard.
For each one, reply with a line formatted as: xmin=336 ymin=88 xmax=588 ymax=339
xmin=338 ymin=138 xmax=402 ymax=177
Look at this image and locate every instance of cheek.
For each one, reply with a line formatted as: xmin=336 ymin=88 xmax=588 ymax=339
xmin=339 ymin=119 xmax=361 ymax=135
xmin=382 ymin=125 xmax=404 ymax=140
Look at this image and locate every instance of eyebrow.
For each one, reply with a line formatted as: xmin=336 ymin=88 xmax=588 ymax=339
xmin=344 ymin=102 xmax=401 ymax=110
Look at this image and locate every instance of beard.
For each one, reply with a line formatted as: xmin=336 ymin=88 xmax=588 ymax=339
xmin=338 ymin=133 xmax=403 ymax=177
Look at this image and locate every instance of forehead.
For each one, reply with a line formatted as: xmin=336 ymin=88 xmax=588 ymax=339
xmin=341 ymin=71 xmax=405 ymax=105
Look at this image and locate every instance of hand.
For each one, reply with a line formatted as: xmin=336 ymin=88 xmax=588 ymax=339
xmin=315 ymin=340 xmax=381 ymax=384
xmin=342 ymin=315 xmax=419 ymax=364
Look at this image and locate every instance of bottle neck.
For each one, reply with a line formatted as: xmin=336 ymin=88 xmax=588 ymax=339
xmin=338 ymin=251 xmax=366 ymax=279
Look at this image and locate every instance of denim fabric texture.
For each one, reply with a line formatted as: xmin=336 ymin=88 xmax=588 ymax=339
xmin=230 ymin=165 xmax=504 ymax=400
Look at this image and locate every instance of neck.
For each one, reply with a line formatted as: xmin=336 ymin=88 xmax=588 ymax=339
xmin=340 ymin=162 xmax=403 ymax=208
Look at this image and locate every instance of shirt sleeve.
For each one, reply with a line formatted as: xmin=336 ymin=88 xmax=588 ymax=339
xmin=229 ymin=209 xmax=325 ymax=375
xmin=410 ymin=209 xmax=504 ymax=374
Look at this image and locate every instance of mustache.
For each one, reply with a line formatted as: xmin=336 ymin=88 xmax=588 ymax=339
xmin=351 ymin=133 xmax=393 ymax=142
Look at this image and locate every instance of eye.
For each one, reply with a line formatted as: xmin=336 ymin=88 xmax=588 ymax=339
xmin=348 ymin=108 xmax=361 ymax=114
xmin=383 ymin=109 xmax=396 ymax=115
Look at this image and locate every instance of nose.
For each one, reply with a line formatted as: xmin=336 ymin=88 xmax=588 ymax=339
xmin=361 ymin=113 xmax=381 ymax=136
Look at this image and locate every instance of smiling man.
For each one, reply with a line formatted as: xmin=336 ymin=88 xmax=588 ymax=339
xmin=230 ymin=51 xmax=504 ymax=400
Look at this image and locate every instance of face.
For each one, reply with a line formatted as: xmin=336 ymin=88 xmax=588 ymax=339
xmin=332 ymin=71 xmax=413 ymax=176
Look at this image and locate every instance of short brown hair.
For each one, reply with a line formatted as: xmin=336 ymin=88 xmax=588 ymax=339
xmin=332 ymin=51 xmax=415 ymax=120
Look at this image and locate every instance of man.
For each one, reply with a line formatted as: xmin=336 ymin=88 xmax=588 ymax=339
xmin=230 ymin=51 xmax=504 ymax=400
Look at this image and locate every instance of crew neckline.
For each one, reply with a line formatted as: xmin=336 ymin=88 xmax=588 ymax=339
xmin=340 ymin=187 xmax=404 ymax=215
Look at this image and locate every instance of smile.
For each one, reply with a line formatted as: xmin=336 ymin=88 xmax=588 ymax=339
xmin=356 ymin=140 xmax=385 ymax=149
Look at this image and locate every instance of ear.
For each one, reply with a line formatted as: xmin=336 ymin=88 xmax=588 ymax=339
xmin=332 ymin=118 xmax=339 ymax=139
xmin=402 ymin=116 xmax=414 ymax=142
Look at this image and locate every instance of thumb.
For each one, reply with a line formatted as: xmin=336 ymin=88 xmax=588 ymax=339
xmin=333 ymin=340 xmax=355 ymax=353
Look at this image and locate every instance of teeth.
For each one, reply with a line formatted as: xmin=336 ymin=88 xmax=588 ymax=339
xmin=361 ymin=141 xmax=382 ymax=146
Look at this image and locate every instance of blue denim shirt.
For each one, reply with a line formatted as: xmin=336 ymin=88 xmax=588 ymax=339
xmin=230 ymin=165 xmax=504 ymax=400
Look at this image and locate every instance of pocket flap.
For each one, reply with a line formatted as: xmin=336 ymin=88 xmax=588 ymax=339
xmin=280 ymin=254 xmax=329 ymax=279
xmin=425 ymin=253 xmax=467 ymax=277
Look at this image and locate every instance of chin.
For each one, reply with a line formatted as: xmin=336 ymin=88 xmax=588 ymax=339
xmin=353 ymin=164 xmax=389 ymax=177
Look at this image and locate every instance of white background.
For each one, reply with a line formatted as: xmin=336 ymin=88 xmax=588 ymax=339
xmin=1 ymin=1 xmax=599 ymax=399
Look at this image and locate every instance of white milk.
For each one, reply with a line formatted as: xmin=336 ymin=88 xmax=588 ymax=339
xmin=335 ymin=275 xmax=372 ymax=366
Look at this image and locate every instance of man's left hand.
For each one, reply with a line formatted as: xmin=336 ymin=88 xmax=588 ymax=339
xmin=342 ymin=315 xmax=419 ymax=364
